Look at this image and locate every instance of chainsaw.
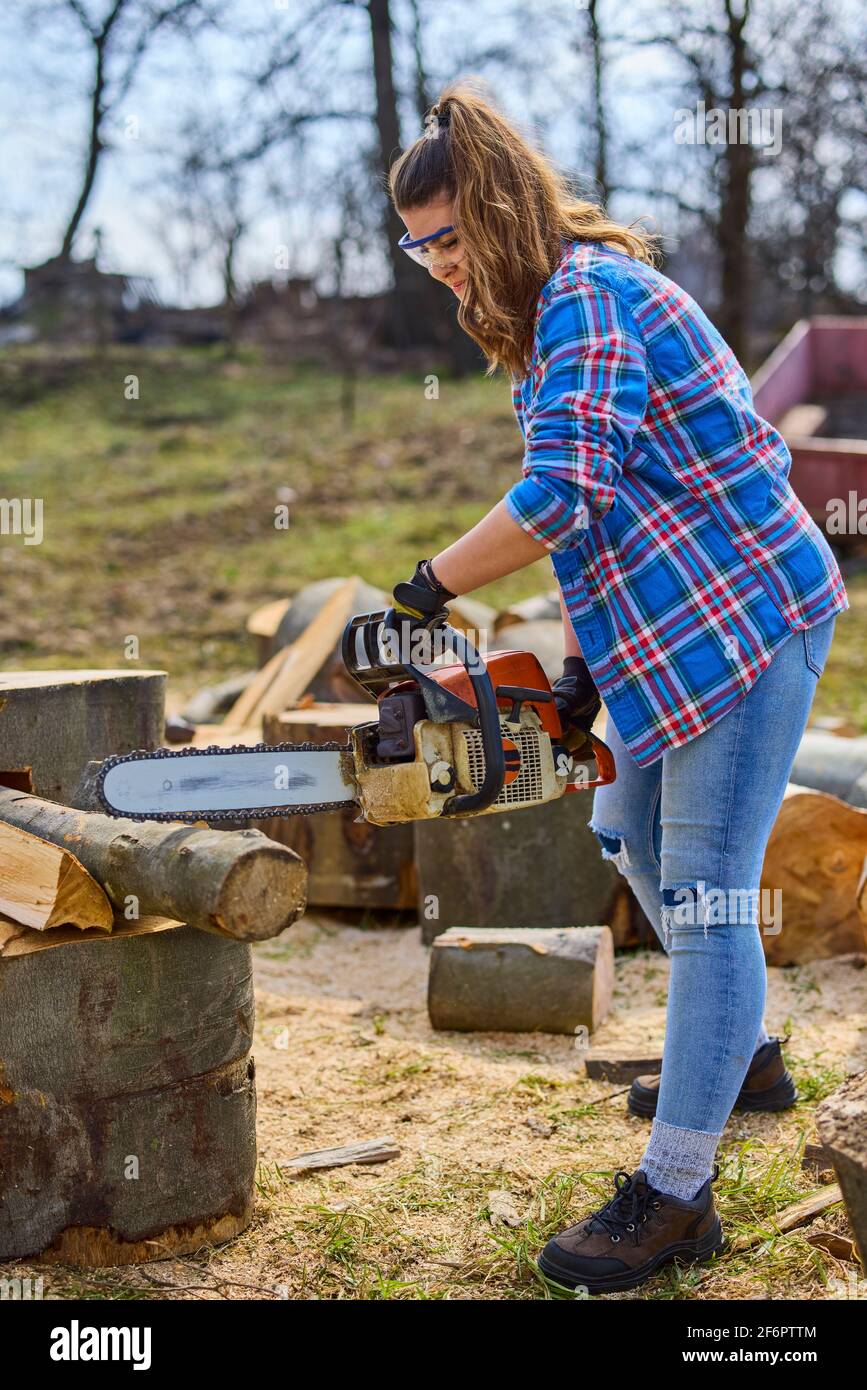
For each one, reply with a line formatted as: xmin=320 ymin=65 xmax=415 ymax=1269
xmin=96 ymin=609 xmax=615 ymax=827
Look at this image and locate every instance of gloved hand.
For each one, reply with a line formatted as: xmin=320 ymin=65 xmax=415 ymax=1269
xmin=392 ymin=559 xmax=457 ymax=626
xmin=552 ymin=655 xmax=601 ymax=740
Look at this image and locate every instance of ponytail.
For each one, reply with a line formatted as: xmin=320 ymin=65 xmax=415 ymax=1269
xmin=389 ymin=78 xmax=659 ymax=378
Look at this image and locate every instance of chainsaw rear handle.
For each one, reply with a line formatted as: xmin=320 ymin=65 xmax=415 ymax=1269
xmin=341 ymin=607 xmax=506 ymax=816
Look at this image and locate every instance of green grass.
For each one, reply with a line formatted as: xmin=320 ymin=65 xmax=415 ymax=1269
xmin=1 ymin=343 xmax=864 ymax=725
xmin=0 ymin=345 xmax=537 ymax=689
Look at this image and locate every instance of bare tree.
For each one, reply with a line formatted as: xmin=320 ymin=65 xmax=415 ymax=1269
xmin=43 ymin=0 xmax=222 ymax=258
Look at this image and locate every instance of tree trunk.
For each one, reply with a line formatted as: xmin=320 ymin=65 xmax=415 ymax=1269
xmin=0 ymin=787 xmax=307 ymax=942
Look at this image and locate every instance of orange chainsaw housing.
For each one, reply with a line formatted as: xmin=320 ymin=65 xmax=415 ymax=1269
xmin=387 ymin=648 xmax=616 ymax=790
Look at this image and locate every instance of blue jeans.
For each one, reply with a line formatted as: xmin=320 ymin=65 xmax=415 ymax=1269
xmin=588 ymin=616 xmax=836 ymax=1135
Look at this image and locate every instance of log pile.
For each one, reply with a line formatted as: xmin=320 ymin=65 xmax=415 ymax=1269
xmin=0 ymin=665 xmax=303 ymax=1266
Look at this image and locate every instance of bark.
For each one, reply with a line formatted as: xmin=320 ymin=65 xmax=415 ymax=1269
xmin=0 ymin=787 xmax=307 ymax=942
xmin=0 ymin=925 xmax=256 ymax=1265
xmin=428 ymin=925 xmax=614 ymax=1034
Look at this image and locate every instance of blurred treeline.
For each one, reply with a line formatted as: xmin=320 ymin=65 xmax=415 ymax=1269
xmin=2 ymin=0 xmax=865 ymax=370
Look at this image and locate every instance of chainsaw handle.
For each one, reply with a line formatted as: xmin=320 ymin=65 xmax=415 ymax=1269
xmin=434 ymin=621 xmax=506 ymax=817
xmin=341 ymin=607 xmax=506 ymax=816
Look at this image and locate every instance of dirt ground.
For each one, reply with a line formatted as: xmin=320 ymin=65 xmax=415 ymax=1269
xmin=13 ymin=911 xmax=866 ymax=1302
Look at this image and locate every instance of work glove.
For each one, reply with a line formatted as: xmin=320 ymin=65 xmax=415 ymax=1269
xmin=552 ymin=655 xmax=601 ymax=743
xmin=392 ymin=559 xmax=457 ymax=625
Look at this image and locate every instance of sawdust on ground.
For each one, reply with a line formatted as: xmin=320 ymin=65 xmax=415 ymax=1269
xmin=11 ymin=914 xmax=867 ymax=1301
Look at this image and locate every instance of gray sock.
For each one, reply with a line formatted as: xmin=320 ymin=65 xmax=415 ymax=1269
xmin=640 ymin=1116 xmax=722 ymax=1201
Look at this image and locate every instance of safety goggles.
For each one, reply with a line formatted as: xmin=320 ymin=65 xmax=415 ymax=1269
xmin=397 ymin=224 xmax=463 ymax=269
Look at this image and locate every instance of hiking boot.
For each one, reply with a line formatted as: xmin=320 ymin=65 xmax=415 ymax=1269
xmin=628 ymin=1036 xmax=797 ymax=1119
xmin=537 ymin=1166 xmax=724 ymax=1294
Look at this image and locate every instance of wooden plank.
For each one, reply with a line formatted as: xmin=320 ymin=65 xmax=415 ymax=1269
xmin=731 ymin=1186 xmax=843 ymax=1251
xmin=276 ymin=1137 xmax=401 ymax=1174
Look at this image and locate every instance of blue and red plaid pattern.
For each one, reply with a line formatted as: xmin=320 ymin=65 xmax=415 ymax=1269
xmin=503 ymin=241 xmax=849 ymax=767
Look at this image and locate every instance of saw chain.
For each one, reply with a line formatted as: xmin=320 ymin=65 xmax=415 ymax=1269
xmin=95 ymin=740 xmax=356 ymax=823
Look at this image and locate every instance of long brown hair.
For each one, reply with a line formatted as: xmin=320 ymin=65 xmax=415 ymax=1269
xmin=389 ymin=79 xmax=659 ymax=379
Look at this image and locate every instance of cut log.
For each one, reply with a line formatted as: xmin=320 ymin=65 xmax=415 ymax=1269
xmin=414 ymin=793 xmax=624 ymax=944
xmin=427 ymin=925 xmax=614 ymax=1034
xmin=493 ymin=590 xmax=562 ymax=633
xmin=815 ymin=1072 xmax=867 ymax=1267
xmin=0 ymin=787 xmax=307 ymax=942
xmin=760 ymin=784 xmax=867 ymax=965
xmin=0 ymin=670 xmax=165 ymax=806
xmin=487 ymin=619 xmax=564 ymax=684
xmin=0 ymin=925 xmax=256 ymax=1265
xmin=792 ymin=731 xmax=867 ymax=809
xmin=0 ymin=822 xmax=113 ymax=932
xmin=180 ymin=671 xmax=257 ymax=725
xmin=259 ymin=705 xmax=416 ymax=909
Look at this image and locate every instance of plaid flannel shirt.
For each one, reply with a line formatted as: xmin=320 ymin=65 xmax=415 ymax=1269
xmin=503 ymin=241 xmax=849 ymax=767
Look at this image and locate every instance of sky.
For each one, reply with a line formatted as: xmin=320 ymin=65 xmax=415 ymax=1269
xmin=0 ymin=0 xmax=863 ymax=308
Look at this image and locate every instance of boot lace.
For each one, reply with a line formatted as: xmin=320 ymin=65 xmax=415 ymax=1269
xmin=586 ymin=1170 xmax=662 ymax=1245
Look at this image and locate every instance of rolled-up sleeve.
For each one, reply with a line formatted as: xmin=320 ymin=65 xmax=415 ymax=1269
xmin=504 ymin=278 xmax=648 ymax=551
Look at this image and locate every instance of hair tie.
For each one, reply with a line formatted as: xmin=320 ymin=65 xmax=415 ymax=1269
xmin=423 ymin=103 xmax=450 ymax=138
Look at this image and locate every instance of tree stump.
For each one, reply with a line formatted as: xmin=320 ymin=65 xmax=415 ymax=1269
xmin=259 ymin=705 xmax=416 ymax=909
xmin=413 ymin=794 xmax=626 ymax=944
xmin=0 ymin=670 xmax=165 ymax=806
xmin=428 ymin=925 xmax=614 ymax=1034
xmin=0 ymin=925 xmax=257 ymax=1266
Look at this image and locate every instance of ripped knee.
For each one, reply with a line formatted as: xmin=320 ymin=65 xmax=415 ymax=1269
xmin=660 ymin=881 xmax=759 ymax=948
xmin=589 ymin=822 xmax=631 ymax=875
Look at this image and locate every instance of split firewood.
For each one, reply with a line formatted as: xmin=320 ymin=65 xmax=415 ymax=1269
xmin=276 ymin=1137 xmax=400 ymax=1175
xmin=228 ymin=577 xmax=361 ymax=726
xmin=0 ymin=788 xmax=307 ymax=942
xmin=730 ymin=1185 xmax=843 ymax=1251
xmin=0 ymin=823 xmax=113 ymax=933
xmin=246 ymin=597 xmax=291 ymax=666
xmin=760 ymin=784 xmax=867 ymax=965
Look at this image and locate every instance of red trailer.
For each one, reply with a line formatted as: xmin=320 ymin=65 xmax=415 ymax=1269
xmin=750 ymin=316 xmax=867 ymax=525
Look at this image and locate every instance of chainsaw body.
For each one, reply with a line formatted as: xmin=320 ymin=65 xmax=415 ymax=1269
xmin=96 ymin=608 xmax=615 ymax=825
xmin=340 ymin=611 xmax=615 ymax=827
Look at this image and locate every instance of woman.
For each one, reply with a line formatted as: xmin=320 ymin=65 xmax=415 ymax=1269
xmin=388 ymin=82 xmax=849 ymax=1295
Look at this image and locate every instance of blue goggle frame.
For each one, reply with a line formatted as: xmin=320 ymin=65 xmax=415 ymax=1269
xmin=397 ymin=224 xmax=458 ymax=267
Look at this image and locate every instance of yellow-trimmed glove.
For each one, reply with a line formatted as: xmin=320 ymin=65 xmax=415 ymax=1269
xmin=392 ymin=559 xmax=457 ymax=623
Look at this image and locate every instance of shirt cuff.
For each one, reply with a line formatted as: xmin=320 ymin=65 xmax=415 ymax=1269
xmin=503 ymin=476 xmax=593 ymax=552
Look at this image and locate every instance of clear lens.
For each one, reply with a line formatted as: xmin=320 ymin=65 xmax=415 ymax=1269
xmin=402 ymin=233 xmax=463 ymax=270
